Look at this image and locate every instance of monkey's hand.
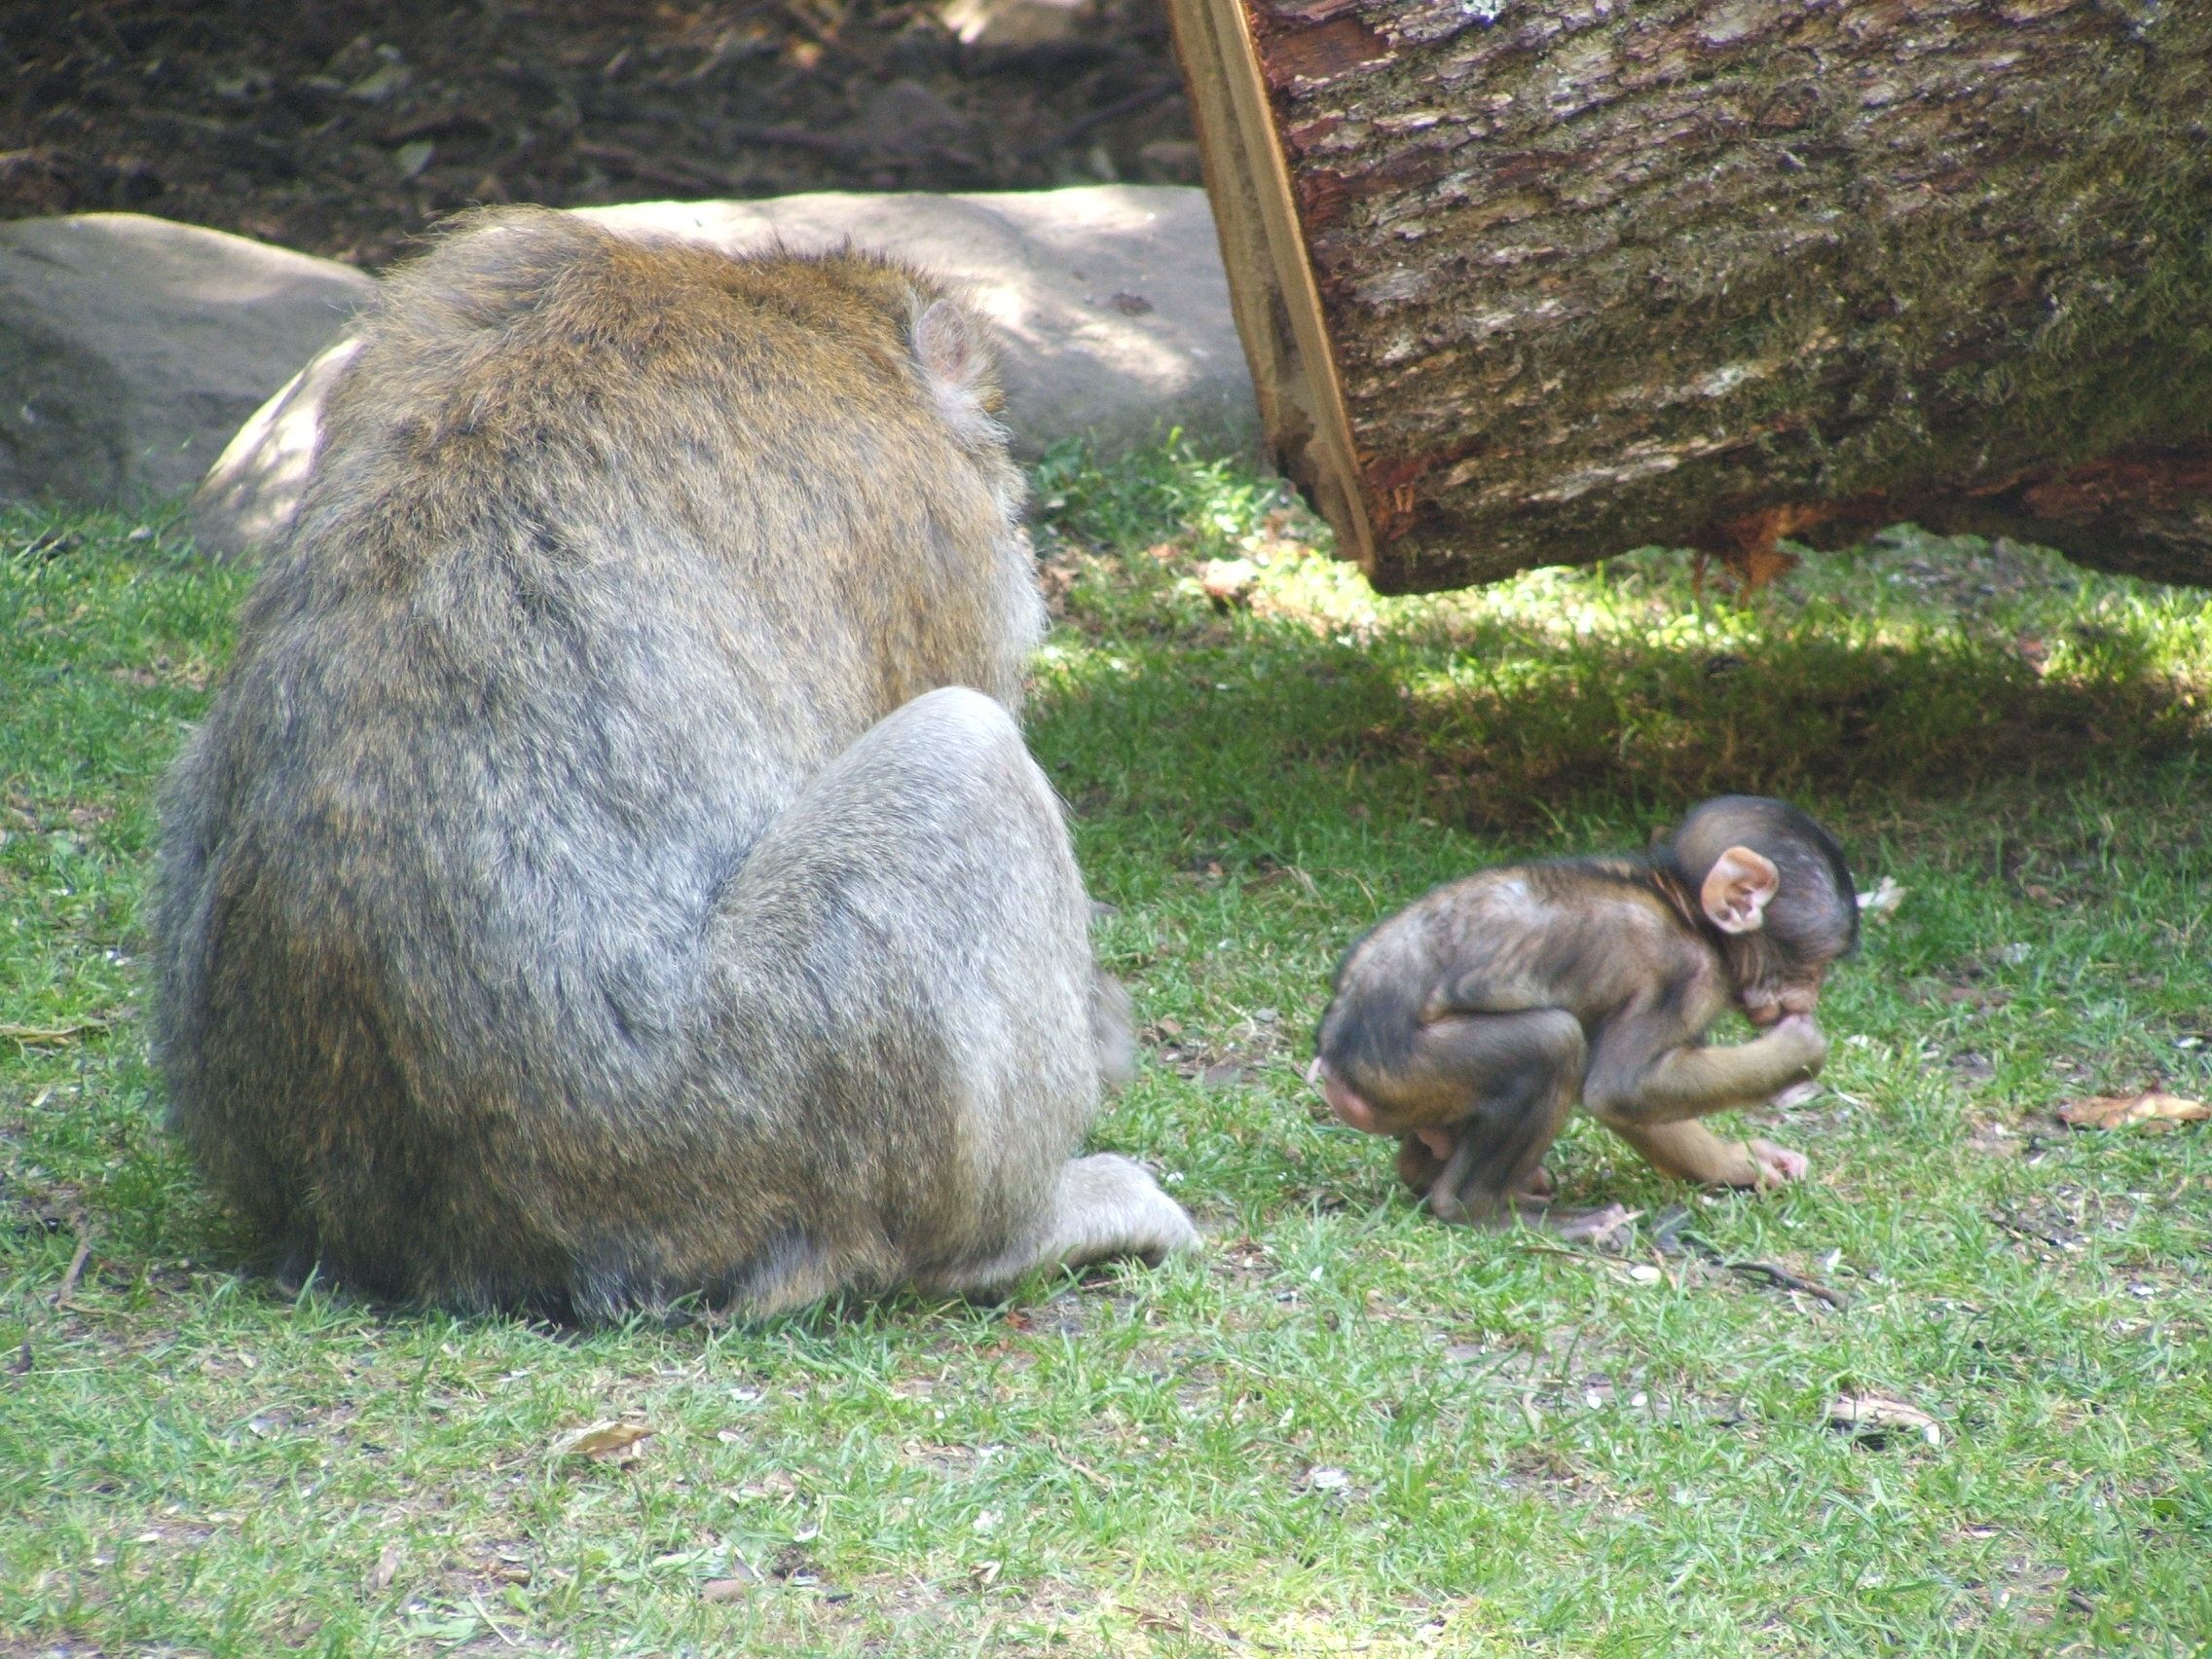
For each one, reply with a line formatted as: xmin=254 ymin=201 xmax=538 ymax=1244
xmin=1587 ymin=1013 xmax=1828 ymax=1125
xmin=1762 ymin=1014 xmax=1827 ymax=1081
xmin=1089 ymin=968 xmax=1136 ymax=1089
xmin=1682 ymin=1134 xmax=1810 ymax=1190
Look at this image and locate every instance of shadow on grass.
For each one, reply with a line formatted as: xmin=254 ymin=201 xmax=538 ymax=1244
xmin=1031 ymin=566 xmax=2208 ymax=853
xmin=1370 ymin=627 xmax=2197 ymax=831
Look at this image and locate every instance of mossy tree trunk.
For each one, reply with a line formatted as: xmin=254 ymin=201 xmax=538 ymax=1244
xmin=1164 ymin=0 xmax=2212 ymax=593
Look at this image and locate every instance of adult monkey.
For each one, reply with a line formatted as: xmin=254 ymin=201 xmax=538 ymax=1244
xmin=154 ymin=209 xmax=1197 ymax=1322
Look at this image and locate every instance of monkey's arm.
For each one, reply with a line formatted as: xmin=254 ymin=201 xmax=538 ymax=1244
xmin=1581 ymin=1014 xmax=1825 ymax=1126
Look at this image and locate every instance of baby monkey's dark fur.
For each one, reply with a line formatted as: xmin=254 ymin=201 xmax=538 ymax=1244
xmin=1310 ymin=797 xmax=1858 ymax=1232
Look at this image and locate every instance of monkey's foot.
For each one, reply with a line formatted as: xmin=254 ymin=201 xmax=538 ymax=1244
xmin=1743 ymin=1138 xmax=1810 ymax=1188
xmin=1396 ymin=1141 xmax=1551 ymax=1201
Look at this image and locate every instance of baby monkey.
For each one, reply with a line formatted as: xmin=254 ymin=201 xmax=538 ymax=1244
xmin=1309 ymin=796 xmax=1857 ymax=1235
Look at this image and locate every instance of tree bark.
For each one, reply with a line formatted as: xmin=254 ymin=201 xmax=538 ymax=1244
xmin=1163 ymin=0 xmax=2212 ymax=592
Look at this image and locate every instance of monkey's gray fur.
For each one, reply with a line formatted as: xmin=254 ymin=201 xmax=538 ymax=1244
xmin=153 ymin=208 xmax=1198 ymax=1322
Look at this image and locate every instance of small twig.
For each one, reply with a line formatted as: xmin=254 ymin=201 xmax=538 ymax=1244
xmin=1043 ymin=78 xmax=1182 ymax=155
xmin=571 ymin=141 xmax=754 ymax=193
xmin=1 ymin=1015 xmax=114 ymax=1046
xmin=1989 ymin=1207 xmax=2068 ymax=1249
xmin=469 ymin=1593 xmax=522 ymax=1648
xmin=1677 ymin=1230 xmax=1847 ymax=1307
xmin=1508 ymin=1240 xmax=1589 ymax=1262
xmin=1117 ymin=1603 xmax=1273 ymax=1651
xmin=55 ymin=1225 xmax=93 ymax=1308
xmin=1719 ymin=1258 xmax=1847 ymax=1308
xmin=716 ymin=121 xmax=876 ymax=159
xmin=1042 ymin=1435 xmax=1109 ymax=1488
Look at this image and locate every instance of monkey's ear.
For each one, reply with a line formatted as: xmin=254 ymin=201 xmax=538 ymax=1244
xmin=909 ymin=298 xmax=1004 ymax=439
xmin=1700 ymin=846 xmax=1780 ymax=935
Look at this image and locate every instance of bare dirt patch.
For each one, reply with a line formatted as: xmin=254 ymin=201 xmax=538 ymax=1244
xmin=3 ymin=0 xmax=1197 ymax=267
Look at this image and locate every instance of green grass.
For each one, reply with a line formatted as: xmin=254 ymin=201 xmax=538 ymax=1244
xmin=4 ymin=448 xmax=2209 ymax=1657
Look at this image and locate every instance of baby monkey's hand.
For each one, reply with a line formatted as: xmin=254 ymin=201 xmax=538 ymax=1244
xmin=1765 ymin=1013 xmax=1828 ymax=1079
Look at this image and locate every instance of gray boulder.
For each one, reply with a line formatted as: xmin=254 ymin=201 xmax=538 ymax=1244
xmin=187 ymin=186 xmax=1257 ymax=558
xmin=0 ymin=214 xmax=372 ymax=514
xmin=581 ymin=189 xmax=1257 ymax=464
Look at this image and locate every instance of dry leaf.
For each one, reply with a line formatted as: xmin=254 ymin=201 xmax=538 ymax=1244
xmin=1198 ymin=558 xmax=1259 ymax=608
xmin=736 ymin=1468 xmax=800 ymax=1501
xmin=2057 ymin=1091 xmax=2209 ymax=1132
xmin=1826 ymin=1393 xmax=1941 ymax=1448
xmin=1723 ymin=540 xmax=1800 ymax=591
xmin=701 ymin=1575 xmax=756 ymax=1604
xmin=1709 ymin=503 xmax=1826 ymax=593
xmin=363 ymin=1542 xmax=404 ymax=1592
xmin=1856 ymin=876 xmax=1906 ymax=919
xmin=559 ymin=1420 xmax=653 ymax=1462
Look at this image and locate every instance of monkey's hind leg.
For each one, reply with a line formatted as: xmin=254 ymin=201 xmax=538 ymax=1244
xmin=920 ymin=1152 xmax=1199 ymax=1299
xmin=703 ymin=685 xmax=1195 ymax=1311
xmin=1414 ymin=1009 xmax=1585 ymax=1227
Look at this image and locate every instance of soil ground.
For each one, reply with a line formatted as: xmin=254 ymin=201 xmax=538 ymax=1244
xmin=0 ymin=0 xmax=1197 ymax=268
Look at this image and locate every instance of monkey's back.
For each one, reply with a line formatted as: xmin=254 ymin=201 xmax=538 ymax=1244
xmin=1446 ymin=861 xmax=1725 ymax=1025
xmin=153 ymin=211 xmax=1049 ymax=1316
xmin=1322 ymin=859 xmax=1729 ymax=1085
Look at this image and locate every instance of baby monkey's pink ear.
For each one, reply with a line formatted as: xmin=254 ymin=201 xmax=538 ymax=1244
xmin=1700 ymin=845 xmax=1780 ymax=934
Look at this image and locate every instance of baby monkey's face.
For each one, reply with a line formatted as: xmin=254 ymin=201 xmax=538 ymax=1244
xmin=1736 ymin=959 xmax=1833 ymax=1027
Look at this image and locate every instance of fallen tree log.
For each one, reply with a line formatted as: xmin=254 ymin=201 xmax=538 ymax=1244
xmin=1162 ymin=0 xmax=2212 ymax=592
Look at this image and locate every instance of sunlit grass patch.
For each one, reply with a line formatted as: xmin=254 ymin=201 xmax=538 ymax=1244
xmin=3 ymin=454 xmax=2208 ymax=1657
xmin=1030 ymin=439 xmax=2209 ymax=839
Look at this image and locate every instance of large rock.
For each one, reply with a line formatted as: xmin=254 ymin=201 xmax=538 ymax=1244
xmin=0 ymin=214 xmax=372 ymax=513
xmin=188 ymin=186 xmax=1257 ymax=559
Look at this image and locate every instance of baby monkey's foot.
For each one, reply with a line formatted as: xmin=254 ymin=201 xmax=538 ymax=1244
xmin=1742 ymin=1138 xmax=1809 ymax=1188
xmin=1396 ymin=1136 xmax=1553 ymax=1200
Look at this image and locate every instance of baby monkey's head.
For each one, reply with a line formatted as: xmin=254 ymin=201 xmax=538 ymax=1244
xmin=1662 ymin=795 xmax=1859 ymax=1026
